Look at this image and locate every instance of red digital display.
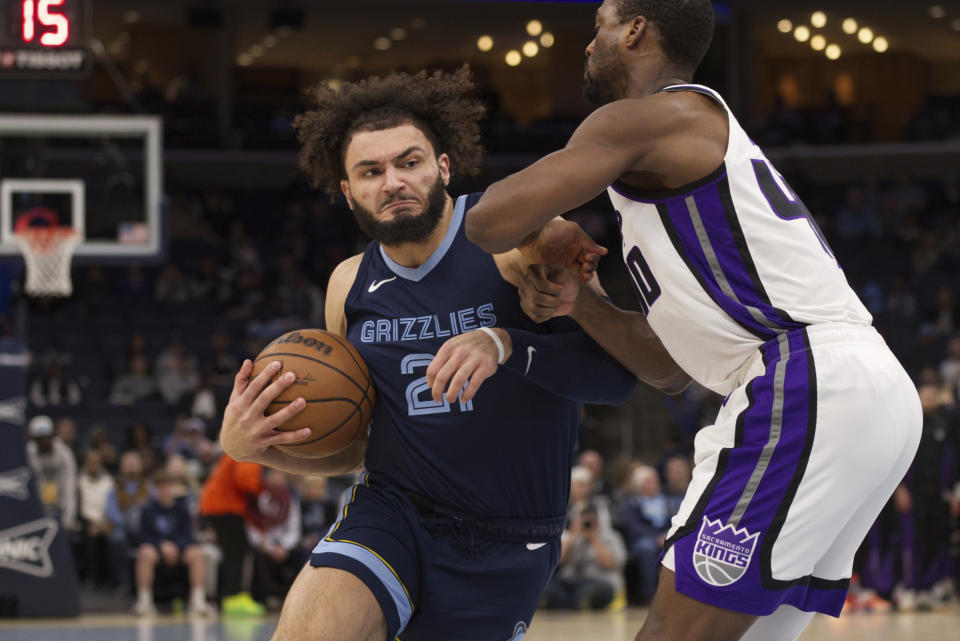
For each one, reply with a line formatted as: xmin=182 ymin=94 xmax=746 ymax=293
xmin=1 ymin=0 xmax=89 ymax=75
xmin=21 ymin=0 xmax=69 ymax=47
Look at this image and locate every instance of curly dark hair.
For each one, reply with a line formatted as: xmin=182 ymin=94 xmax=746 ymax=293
xmin=293 ymin=66 xmax=486 ymax=196
xmin=615 ymin=0 xmax=714 ymax=73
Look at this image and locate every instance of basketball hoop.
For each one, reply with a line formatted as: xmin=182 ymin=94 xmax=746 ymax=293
xmin=12 ymin=208 xmax=79 ymax=297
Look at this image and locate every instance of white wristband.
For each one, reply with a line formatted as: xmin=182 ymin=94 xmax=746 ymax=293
xmin=478 ymin=327 xmax=506 ymax=364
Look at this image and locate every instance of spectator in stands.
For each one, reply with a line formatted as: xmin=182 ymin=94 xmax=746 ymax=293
xmin=26 ymin=415 xmax=78 ymax=531
xmin=199 ymin=453 xmax=263 ymax=616
xmin=55 ymin=416 xmax=79 ymax=462
xmin=886 ymin=274 xmax=918 ymax=321
xmin=941 ymin=336 xmax=960 ymax=392
xmin=616 ymin=465 xmax=670 ymax=605
xmin=78 ymin=449 xmax=114 ymax=586
xmin=578 ymin=449 xmax=612 ymax=497
xmin=544 ymin=466 xmax=626 ymax=611
xmin=247 ymin=470 xmax=302 ymax=611
xmin=297 ymin=476 xmax=338 ymax=560
xmin=924 ymin=286 xmax=957 ymax=337
xmin=154 ymin=264 xmax=190 ymax=303
xmin=134 ymin=471 xmax=209 ymax=616
xmin=834 ymin=187 xmax=882 ymax=240
xmin=110 ymin=354 xmax=157 ymax=405
xmin=208 ymin=331 xmax=239 ymax=390
xmin=165 ymin=453 xmax=200 ymax=512
xmin=662 ymin=454 xmax=692 ymax=516
xmin=29 ymin=356 xmax=82 ymax=408
xmin=84 ymin=426 xmax=119 ymax=474
xmin=189 ymin=372 xmax=220 ymax=422
xmin=126 ymin=422 xmax=158 ymax=473
xmin=106 ymin=450 xmax=153 ymax=589
xmin=163 ymin=416 xmax=216 ymax=470
xmin=892 ymin=384 xmax=959 ymax=611
xmin=156 ymin=339 xmax=200 ymax=407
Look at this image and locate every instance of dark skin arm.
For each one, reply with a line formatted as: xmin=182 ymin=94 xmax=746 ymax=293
xmin=520 ymin=264 xmax=691 ymax=395
xmin=465 ymin=91 xmax=728 ymax=253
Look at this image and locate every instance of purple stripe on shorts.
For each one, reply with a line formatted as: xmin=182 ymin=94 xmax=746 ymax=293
xmin=669 ymin=329 xmax=847 ymax=616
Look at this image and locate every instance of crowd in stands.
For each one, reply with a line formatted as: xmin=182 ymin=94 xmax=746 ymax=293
xmin=15 ymin=154 xmax=960 ymax=614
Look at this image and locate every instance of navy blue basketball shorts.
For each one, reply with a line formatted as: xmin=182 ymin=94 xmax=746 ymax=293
xmin=661 ymin=325 xmax=921 ymax=617
xmin=310 ymin=475 xmax=561 ymax=641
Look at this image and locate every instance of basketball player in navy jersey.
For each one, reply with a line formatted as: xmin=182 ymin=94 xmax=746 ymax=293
xmin=218 ymin=68 xmax=682 ymax=641
xmin=466 ymin=2 xmax=923 ymax=640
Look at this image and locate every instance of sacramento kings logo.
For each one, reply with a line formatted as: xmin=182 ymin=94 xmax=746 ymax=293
xmin=692 ymin=517 xmax=759 ymax=587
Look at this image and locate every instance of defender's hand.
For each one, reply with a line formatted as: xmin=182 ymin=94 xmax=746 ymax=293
xmin=519 ymin=218 xmax=607 ymax=283
xmin=426 ymin=329 xmax=513 ymax=404
xmin=220 ymin=359 xmax=312 ymax=462
xmin=519 ymin=264 xmax=582 ymax=323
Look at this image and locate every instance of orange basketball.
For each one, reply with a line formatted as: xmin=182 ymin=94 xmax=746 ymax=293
xmin=252 ymin=329 xmax=375 ymax=459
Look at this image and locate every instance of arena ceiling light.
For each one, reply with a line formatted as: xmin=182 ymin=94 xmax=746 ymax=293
xmin=842 ymin=18 xmax=858 ymax=34
xmin=526 ymin=20 xmax=543 ymax=37
xmin=777 ymin=19 xmax=793 ymax=33
xmin=505 ymin=50 xmax=522 ymax=66
xmin=929 ymin=6 xmax=946 ymax=19
xmin=794 ymin=25 xmax=810 ymax=42
xmin=952 ymin=18 xmax=960 ymax=31
xmin=411 ymin=17 xmax=427 ymax=30
xmin=522 ymin=41 xmax=539 ymax=57
xmin=811 ymin=12 xmax=827 ymax=29
xmin=858 ymin=27 xmax=874 ymax=44
xmin=873 ymin=37 xmax=889 ymax=52
xmin=262 ymin=34 xmax=278 ymax=48
xmin=249 ymin=44 xmax=265 ymax=58
xmin=124 ymin=10 xmax=141 ymax=24
xmin=477 ymin=35 xmax=494 ymax=52
xmin=373 ymin=37 xmax=392 ymax=50
xmin=540 ymin=32 xmax=554 ymax=48
xmin=390 ymin=27 xmax=407 ymax=41
xmin=237 ymin=53 xmax=253 ymax=66
xmin=810 ymin=35 xmax=826 ymax=51
xmin=825 ymin=44 xmax=841 ymax=60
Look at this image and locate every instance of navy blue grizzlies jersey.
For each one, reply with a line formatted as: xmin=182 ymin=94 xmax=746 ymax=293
xmin=345 ymin=194 xmax=610 ymax=521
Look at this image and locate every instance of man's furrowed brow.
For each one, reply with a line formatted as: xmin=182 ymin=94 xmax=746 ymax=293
xmin=351 ymin=146 xmax=426 ymax=171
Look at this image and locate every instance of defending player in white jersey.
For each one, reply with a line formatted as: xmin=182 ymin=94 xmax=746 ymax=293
xmin=465 ymin=1 xmax=922 ymax=640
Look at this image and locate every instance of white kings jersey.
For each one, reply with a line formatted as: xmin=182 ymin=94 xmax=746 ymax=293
xmin=607 ymin=84 xmax=872 ymax=395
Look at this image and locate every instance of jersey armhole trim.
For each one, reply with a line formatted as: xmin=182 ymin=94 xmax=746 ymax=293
xmin=611 ymin=163 xmax=726 ymax=204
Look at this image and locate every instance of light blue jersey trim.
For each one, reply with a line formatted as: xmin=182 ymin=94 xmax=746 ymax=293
xmin=378 ymin=194 xmax=465 ymax=282
xmin=312 ymin=538 xmax=414 ymax=630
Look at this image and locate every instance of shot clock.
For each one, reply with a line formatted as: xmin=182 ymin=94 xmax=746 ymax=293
xmin=1 ymin=0 xmax=91 ymax=77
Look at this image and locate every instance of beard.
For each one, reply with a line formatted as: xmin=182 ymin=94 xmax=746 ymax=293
xmin=583 ymin=44 xmax=629 ymax=106
xmin=352 ymin=175 xmax=448 ymax=246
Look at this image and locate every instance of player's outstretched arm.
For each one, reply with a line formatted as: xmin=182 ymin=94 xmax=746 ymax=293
xmin=521 ymin=265 xmax=691 ymax=395
xmin=465 ymin=99 xmax=666 ymax=253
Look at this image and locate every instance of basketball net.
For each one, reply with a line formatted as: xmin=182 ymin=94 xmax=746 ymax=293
xmin=13 ymin=226 xmax=79 ymax=297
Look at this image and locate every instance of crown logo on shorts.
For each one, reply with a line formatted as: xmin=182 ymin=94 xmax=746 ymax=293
xmin=692 ymin=516 xmax=759 ymax=587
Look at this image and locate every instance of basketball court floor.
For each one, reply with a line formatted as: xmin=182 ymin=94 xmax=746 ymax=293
xmin=2 ymin=608 xmax=959 ymax=641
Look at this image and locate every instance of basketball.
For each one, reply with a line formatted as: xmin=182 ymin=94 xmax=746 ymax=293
xmin=251 ymin=329 xmax=375 ymax=459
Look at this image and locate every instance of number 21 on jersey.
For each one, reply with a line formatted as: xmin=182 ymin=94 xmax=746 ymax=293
xmin=401 ymin=354 xmax=474 ymax=417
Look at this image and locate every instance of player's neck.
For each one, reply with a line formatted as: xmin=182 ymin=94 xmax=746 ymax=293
xmin=625 ymin=66 xmax=690 ymax=99
xmin=379 ymin=194 xmax=455 ymax=268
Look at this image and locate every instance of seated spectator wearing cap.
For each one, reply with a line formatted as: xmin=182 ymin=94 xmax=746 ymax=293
xmin=134 ymin=470 xmax=209 ymax=616
xmin=26 ymin=415 xmax=78 ymax=531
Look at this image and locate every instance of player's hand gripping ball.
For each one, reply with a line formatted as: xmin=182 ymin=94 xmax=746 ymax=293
xmin=252 ymin=329 xmax=375 ymax=458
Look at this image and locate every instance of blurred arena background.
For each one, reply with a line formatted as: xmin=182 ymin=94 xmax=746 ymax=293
xmin=0 ymin=1 xmax=958 ymax=639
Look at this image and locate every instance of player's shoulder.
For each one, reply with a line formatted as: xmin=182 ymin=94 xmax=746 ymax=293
xmin=578 ymin=91 xmax=724 ymax=141
xmin=327 ymin=253 xmax=364 ymax=295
